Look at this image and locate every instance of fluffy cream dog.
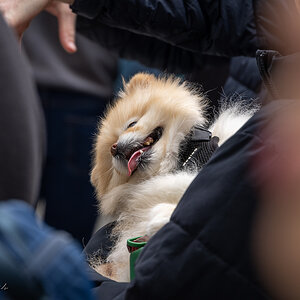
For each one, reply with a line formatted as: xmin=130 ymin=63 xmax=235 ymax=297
xmin=90 ymin=73 xmax=256 ymax=281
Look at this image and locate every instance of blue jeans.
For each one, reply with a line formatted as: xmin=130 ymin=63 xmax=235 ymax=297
xmin=0 ymin=200 xmax=94 ymax=300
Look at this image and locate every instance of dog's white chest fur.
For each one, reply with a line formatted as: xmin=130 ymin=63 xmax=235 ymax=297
xmin=93 ymin=172 xmax=196 ymax=281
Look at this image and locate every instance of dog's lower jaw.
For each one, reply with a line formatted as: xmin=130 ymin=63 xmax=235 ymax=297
xmin=112 ymin=158 xmax=128 ymax=176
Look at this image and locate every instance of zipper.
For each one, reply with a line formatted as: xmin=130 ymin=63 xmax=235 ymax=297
xmin=256 ymin=50 xmax=281 ymax=99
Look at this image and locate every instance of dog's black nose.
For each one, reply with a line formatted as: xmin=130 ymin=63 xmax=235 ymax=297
xmin=111 ymin=143 xmax=118 ymax=157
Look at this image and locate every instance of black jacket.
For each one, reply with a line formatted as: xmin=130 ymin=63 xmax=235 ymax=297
xmin=71 ymin=0 xmax=300 ymax=69
xmin=71 ymin=0 xmax=299 ymax=113
xmin=72 ymin=0 xmax=259 ymax=73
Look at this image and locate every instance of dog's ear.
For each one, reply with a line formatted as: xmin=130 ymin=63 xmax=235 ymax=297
xmin=124 ymin=73 xmax=156 ymax=93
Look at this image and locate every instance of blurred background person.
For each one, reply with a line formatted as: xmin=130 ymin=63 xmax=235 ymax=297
xmin=252 ymin=100 xmax=300 ymax=300
xmin=22 ymin=12 xmax=118 ymax=244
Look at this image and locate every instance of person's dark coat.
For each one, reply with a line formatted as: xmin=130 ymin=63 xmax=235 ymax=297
xmin=71 ymin=0 xmax=300 ymax=114
xmin=71 ymin=0 xmax=300 ymax=70
xmin=72 ymin=0 xmax=259 ymax=76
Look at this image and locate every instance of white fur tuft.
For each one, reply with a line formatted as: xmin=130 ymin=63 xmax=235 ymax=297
xmin=209 ymin=102 xmax=259 ymax=145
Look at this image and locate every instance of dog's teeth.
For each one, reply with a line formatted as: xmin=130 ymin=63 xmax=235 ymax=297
xmin=140 ymin=150 xmax=143 ymax=154
xmin=144 ymin=137 xmax=154 ymax=146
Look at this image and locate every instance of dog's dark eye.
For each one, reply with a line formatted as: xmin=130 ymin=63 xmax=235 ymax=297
xmin=127 ymin=121 xmax=137 ymax=128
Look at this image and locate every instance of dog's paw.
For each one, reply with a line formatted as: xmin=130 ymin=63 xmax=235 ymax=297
xmin=145 ymin=203 xmax=176 ymax=237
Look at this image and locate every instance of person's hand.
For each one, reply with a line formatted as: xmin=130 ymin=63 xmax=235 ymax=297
xmin=0 ymin=0 xmax=50 ymax=37
xmin=46 ymin=2 xmax=77 ymax=53
xmin=0 ymin=0 xmax=76 ymax=53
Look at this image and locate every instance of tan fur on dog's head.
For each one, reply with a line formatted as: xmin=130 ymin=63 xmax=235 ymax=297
xmin=91 ymin=73 xmax=207 ymax=216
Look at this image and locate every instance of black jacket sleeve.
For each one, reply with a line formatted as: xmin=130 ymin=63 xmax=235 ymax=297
xmin=76 ymin=19 xmax=220 ymax=74
xmin=71 ymin=0 xmax=259 ymax=57
xmin=72 ymin=0 xmax=300 ymax=72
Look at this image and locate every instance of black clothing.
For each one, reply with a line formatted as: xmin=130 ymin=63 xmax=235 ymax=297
xmin=71 ymin=0 xmax=276 ymax=114
xmin=84 ymin=222 xmax=116 ymax=262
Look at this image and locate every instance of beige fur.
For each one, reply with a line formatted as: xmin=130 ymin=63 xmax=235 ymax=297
xmin=90 ymin=73 xmax=256 ymax=281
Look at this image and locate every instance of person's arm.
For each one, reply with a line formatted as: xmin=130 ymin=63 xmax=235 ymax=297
xmin=76 ymin=19 xmax=207 ymax=74
xmin=72 ymin=0 xmax=259 ymax=58
xmin=73 ymin=0 xmax=300 ymax=58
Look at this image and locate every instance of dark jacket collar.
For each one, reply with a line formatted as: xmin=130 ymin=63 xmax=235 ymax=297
xmin=256 ymin=50 xmax=300 ymax=103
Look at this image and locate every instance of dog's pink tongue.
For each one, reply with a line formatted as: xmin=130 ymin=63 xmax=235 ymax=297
xmin=128 ymin=147 xmax=149 ymax=176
